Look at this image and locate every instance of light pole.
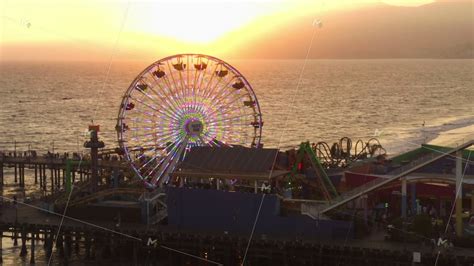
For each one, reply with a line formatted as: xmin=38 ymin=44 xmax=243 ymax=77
xmin=84 ymin=125 xmax=105 ymax=192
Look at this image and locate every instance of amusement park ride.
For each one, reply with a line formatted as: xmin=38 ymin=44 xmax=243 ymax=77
xmin=115 ymin=54 xmax=263 ymax=189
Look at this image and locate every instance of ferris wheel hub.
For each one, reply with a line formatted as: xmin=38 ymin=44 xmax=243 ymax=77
xmin=185 ymin=119 xmax=203 ymax=136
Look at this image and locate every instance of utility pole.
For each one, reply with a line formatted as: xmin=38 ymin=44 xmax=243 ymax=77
xmin=84 ymin=125 xmax=104 ymax=192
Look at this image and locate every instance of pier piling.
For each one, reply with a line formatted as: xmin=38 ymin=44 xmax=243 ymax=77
xmin=74 ymin=232 xmax=80 ymax=255
xmin=39 ymin=164 xmax=43 ymax=188
xmin=57 ymin=233 xmax=64 ymax=258
xmin=46 ymin=232 xmax=53 ymax=259
xmin=85 ymin=235 xmax=91 ymax=260
xmin=14 ymin=164 xmax=17 ymax=183
xmin=64 ymin=233 xmax=70 ymax=265
xmin=13 ymin=231 xmax=18 ymax=246
xmin=30 ymin=232 xmax=36 ymax=264
xmin=34 ymin=165 xmax=38 ymax=184
xmin=20 ymin=228 xmax=27 ymax=257
xmin=50 ymin=167 xmax=54 ymax=192
xmin=19 ymin=163 xmax=24 ymax=187
xmin=0 ymin=230 xmax=2 ymax=264
xmin=0 ymin=162 xmax=3 ymax=187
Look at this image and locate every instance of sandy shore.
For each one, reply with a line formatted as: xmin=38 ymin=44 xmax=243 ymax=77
xmin=429 ymin=124 xmax=474 ymax=148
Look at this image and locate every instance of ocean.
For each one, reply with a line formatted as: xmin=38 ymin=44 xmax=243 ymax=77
xmin=0 ymin=59 xmax=473 ymax=154
xmin=0 ymin=58 xmax=473 ymax=264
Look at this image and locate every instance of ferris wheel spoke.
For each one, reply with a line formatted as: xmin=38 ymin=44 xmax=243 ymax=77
xmin=125 ymin=100 xmax=161 ymax=120
xmin=203 ymin=95 xmax=248 ymax=118
xmin=126 ymin=131 xmax=167 ymax=143
xmin=127 ymin=111 xmax=177 ymax=130
xmin=128 ymin=127 xmax=181 ymax=143
xmin=148 ymin=71 xmax=185 ymax=112
xmin=152 ymin=137 xmax=189 ymax=185
xmin=135 ymin=138 xmax=180 ymax=172
xmin=207 ymin=74 xmax=238 ymax=102
xmin=202 ymin=71 xmax=232 ymax=102
xmin=140 ymin=81 xmax=183 ymax=119
xmin=198 ymin=62 xmax=219 ymax=99
xmin=177 ymin=71 xmax=188 ymax=102
xmin=174 ymin=59 xmax=190 ymax=100
xmin=194 ymin=57 xmax=214 ymax=95
xmin=141 ymin=139 xmax=184 ymax=178
xmin=186 ymin=55 xmax=191 ymax=95
xmin=201 ymin=132 xmax=227 ymax=147
xmin=197 ymin=136 xmax=213 ymax=147
xmin=208 ymin=113 xmax=256 ymax=125
xmin=129 ymin=147 xmax=161 ymax=165
xmin=205 ymin=103 xmax=251 ymax=121
xmin=192 ymin=57 xmax=207 ymax=103
xmin=156 ymin=130 xmax=184 ymax=143
xmin=155 ymin=70 xmax=186 ymax=110
xmin=211 ymin=86 xmax=247 ymax=107
xmin=133 ymin=87 xmax=181 ymax=122
xmin=136 ymin=153 xmax=162 ymax=172
xmin=133 ymin=136 xmax=179 ymax=165
xmin=195 ymin=59 xmax=217 ymax=106
xmin=165 ymin=61 xmax=187 ymax=103
xmin=183 ymin=60 xmax=196 ymax=111
xmin=184 ymin=55 xmax=195 ymax=100
xmin=125 ymin=130 xmax=167 ymax=141
xmin=129 ymin=96 xmax=181 ymax=123
xmin=201 ymin=73 xmax=225 ymax=99
xmin=211 ymin=82 xmax=252 ymax=108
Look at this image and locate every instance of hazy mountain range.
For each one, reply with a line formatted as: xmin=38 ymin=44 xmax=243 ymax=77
xmin=228 ymin=1 xmax=473 ymax=59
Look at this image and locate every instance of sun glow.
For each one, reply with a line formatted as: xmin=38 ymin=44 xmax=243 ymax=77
xmin=381 ymin=0 xmax=435 ymax=7
xmin=1 ymin=0 xmax=452 ymax=61
xmin=127 ymin=2 xmax=276 ymax=43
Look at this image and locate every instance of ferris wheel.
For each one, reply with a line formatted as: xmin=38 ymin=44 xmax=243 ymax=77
xmin=116 ymin=54 xmax=263 ymax=188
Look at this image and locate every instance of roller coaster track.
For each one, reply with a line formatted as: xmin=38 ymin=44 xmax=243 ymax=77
xmin=312 ymin=139 xmax=474 ymax=216
xmin=313 ymin=137 xmax=386 ymax=169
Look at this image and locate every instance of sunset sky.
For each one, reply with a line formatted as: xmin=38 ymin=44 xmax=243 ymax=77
xmin=0 ymin=0 xmax=471 ymax=61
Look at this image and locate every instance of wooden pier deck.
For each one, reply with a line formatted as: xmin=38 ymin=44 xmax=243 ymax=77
xmin=0 ymin=151 xmax=130 ymax=194
xmin=0 ymin=149 xmax=473 ymax=265
xmin=0 ymin=199 xmax=473 ymax=265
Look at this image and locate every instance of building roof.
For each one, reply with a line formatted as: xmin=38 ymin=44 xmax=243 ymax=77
xmin=171 ymin=146 xmax=288 ymax=180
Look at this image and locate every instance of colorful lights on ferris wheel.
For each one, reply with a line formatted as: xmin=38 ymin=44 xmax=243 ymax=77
xmin=116 ymin=54 xmax=263 ymax=188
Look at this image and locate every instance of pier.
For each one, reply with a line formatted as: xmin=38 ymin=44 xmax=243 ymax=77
xmin=0 ymin=202 xmax=473 ymax=265
xmin=0 ymin=135 xmax=473 ymax=264
xmin=0 ymin=150 xmax=129 ymax=194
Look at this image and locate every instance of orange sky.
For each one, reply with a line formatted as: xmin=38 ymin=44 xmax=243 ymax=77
xmin=2 ymin=0 xmax=468 ymax=61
